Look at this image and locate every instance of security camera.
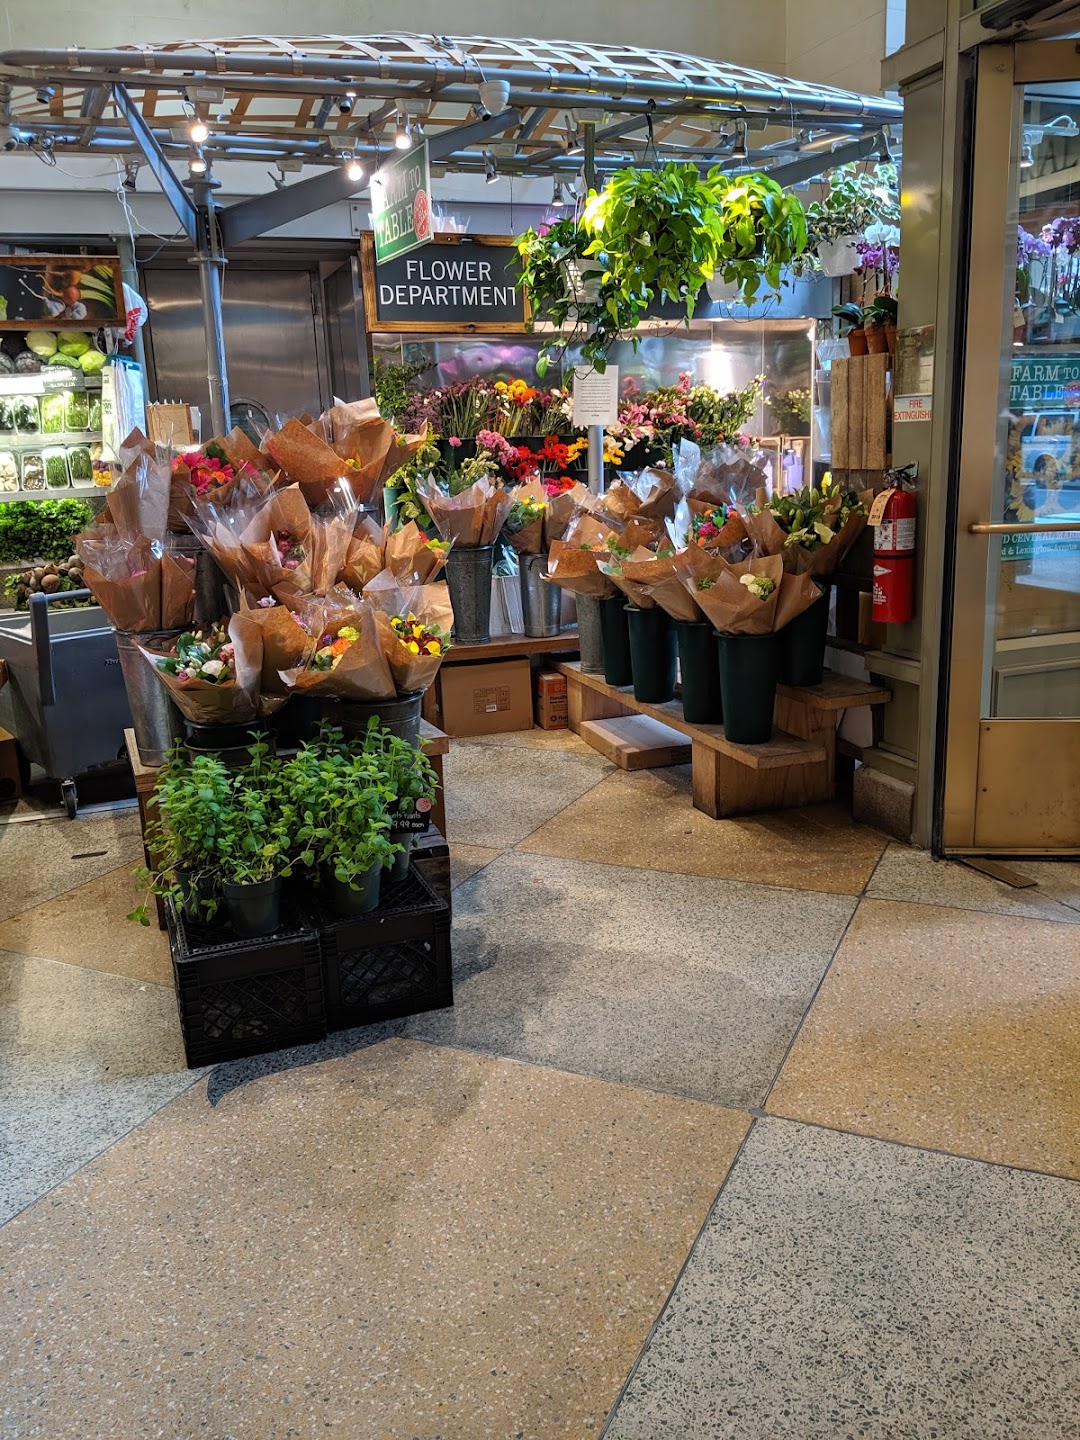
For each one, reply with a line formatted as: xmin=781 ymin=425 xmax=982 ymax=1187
xmin=0 ymin=124 xmax=22 ymax=152
xmin=36 ymin=85 xmax=55 ymax=104
xmin=477 ymin=79 xmax=510 ymax=120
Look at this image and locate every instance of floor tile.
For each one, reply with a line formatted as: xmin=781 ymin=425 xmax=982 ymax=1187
xmin=443 ymin=740 xmax=613 ymax=847
xmin=517 ymin=764 xmax=887 ymax=895
xmin=867 ymin=843 xmax=1080 ymax=924
xmin=0 ymin=864 xmax=171 ymax=985
xmin=0 ymin=952 xmax=196 ymax=1225
xmin=603 ymin=1117 xmax=1080 ymax=1440
xmin=450 ymin=842 xmax=501 ymax=888
xmin=767 ymin=898 xmax=1080 ymax=1178
xmin=0 ymin=1038 xmax=748 ymax=1440
xmin=0 ymin=808 xmax=144 ymax=922
xmin=1020 ymin=859 xmax=1080 ymax=914
xmin=457 ymin=726 xmax=596 ymax=753
xmin=406 ymin=852 xmax=856 ymax=1106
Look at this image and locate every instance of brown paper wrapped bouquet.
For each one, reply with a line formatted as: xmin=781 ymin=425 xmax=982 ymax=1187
xmin=363 ymin=569 xmax=454 ymax=697
xmin=277 ymin=585 xmax=395 ymax=701
xmin=678 ymin=551 xmax=821 ymax=635
xmin=741 ymin=477 xmax=870 ymax=576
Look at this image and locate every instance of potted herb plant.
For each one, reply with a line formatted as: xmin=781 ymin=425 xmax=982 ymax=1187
xmin=127 ymin=745 xmax=230 ymax=928
xmin=214 ymin=737 xmax=293 ymax=936
xmin=366 ymin=725 xmax=438 ymax=881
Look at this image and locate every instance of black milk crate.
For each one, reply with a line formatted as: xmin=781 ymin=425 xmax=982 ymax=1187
xmin=317 ymin=865 xmax=453 ymax=1031
xmin=167 ymin=900 xmax=326 ymax=1068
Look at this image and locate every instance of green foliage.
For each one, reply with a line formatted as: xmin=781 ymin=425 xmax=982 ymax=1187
xmin=385 ymin=435 xmax=440 ymax=528
xmin=831 ymin=302 xmax=866 ymax=334
xmin=372 ymin=355 xmax=433 ymax=422
xmin=0 ymin=498 xmax=93 ymax=565
xmin=212 ymin=738 xmax=294 ymax=885
xmin=864 ymin=293 xmax=898 ymax=329
xmin=283 ymin=724 xmax=396 ymax=888
xmin=765 ymin=388 xmax=812 ymax=436
xmin=805 ymin=162 xmax=900 ymax=249
xmin=516 ymin=166 xmax=807 ymax=375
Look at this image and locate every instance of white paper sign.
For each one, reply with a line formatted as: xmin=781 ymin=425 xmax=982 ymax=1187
xmin=893 ymin=394 xmax=933 ymax=423
xmin=572 ymin=365 xmax=620 ymax=427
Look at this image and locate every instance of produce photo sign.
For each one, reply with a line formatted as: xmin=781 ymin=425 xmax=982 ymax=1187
xmin=370 ymin=141 xmax=433 ymax=263
xmin=0 ymin=255 xmax=126 ymax=329
xmin=360 ymin=235 xmax=525 ymax=332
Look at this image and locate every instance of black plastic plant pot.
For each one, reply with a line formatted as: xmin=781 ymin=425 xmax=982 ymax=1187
xmin=716 ymin=631 xmax=782 ymax=745
xmin=175 ymin=869 xmax=216 ymax=927
xmin=599 ymin=594 xmax=634 ymax=687
xmin=184 ymin=731 xmax=277 ymax=772
xmin=779 ymin=583 xmax=830 ymax=688
xmin=626 ymin=604 xmax=677 ymax=704
xmin=183 ymin=717 xmax=270 ymax=750
xmin=273 ymin=696 xmax=324 ymax=749
xmin=327 ymin=864 xmax=382 ymax=917
xmin=389 ymin=832 xmax=414 ymax=882
xmin=222 ymin=877 xmax=282 ymax=938
xmin=675 ymin=619 xmax=724 ymax=724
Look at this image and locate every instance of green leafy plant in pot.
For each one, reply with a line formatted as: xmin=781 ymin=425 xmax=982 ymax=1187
xmin=285 ymin=727 xmax=397 ymax=916
xmin=863 ymin=292 xmax=899 ymax=355
xmin=516 ymin=166 xmax=807 ymax=376
xmin=127 ymin=744 xmax=230 ymax=928
xmin=213 ymin=737 xmax=294 ymax=937
xmin=832 ymin=302 xmax=868 ymax=356
xmin=361 ymin=721 xmax=438 ymax=881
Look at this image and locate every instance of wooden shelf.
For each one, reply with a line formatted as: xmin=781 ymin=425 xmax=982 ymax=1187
xmin=445 ymin=629 xmax=579 ymax=664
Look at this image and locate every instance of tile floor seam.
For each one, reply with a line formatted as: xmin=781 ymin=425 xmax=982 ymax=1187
xmin=861 ymin=887 xmax=1080 ymax=926
xmin=597 ymin=1114 xmax=761 ymax=1440
xmin=757 ymin=896 xmax=863 ymax=1112
xmin=3 ymin=945 xmax=174 ymax=987
xmin=0 ymin=1071 xmax=207 ymax=1231
xmin=761 ymin=1106 xmax=1080 ymax=1188
xmin=496 ymin=765 xmax=619 ymax=850
xmin=507 ymin=839 xmax=868 ymax=901
xmin=398 ymin=1033 xmax=762 ymax=1114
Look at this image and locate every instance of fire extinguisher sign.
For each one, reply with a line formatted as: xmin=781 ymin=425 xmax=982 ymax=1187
xmin=893 ymin=394 xmax=933 ymax=423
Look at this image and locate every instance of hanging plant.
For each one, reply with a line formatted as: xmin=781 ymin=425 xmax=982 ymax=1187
xmin=804 ymin=162 xmax=900 ymax=275
xmin=516 ymin=164 xmax=807 ymax=376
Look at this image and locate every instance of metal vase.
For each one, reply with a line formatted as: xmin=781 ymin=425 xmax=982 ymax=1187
xmin=113 ymin=628 xmax=185 ymax=764
xmin=339 ymin=691 xmax=423 ymax=749
xmin=519 ymin=554 xmax=561 ymax=638
xmin=575 ymin=595 xmax=604 ymax=674
xmin=444 ymin=543 xmax=495 ymax=646
xmin=164 ymin=533 xmax=228 ymax=623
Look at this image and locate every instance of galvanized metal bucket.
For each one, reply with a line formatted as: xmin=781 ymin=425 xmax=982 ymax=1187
xmin=338 ymin=691 xmax=423 ymax=748
xmin=519 ymin=554 xmax=561 ymax=638
xmin=114 ymin=628 xmax=185 ymax=763
xmin=575 ymin=594 xmax=605 ymax=673
xmin=444 ymin=542 xmax=494 ymax=646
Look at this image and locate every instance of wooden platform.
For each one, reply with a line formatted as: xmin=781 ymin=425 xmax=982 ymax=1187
xmin=556 ymin=662 xmax=890 ymax=819
xmin=579 ymin=714 xmax=692 ymax=770
xmin=444 ymin=630 xmax=578 ymax=663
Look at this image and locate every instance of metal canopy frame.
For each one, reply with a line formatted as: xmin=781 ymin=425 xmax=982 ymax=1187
xmin=0 ymin=34 xmax=903 ymax=435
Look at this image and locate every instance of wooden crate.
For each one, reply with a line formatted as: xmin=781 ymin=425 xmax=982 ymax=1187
xmin=831 ymin=353 xmax=890 ymax=471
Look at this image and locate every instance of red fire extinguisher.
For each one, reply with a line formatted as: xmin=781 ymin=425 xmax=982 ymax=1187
xmin=871 ymin=484 xmax=917 ymax=623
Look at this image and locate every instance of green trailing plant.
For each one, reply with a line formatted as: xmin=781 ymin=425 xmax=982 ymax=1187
xmin=516 ymin=167 xmax=807 ymax=375
xmin=805 ymin=162 xmax=900 ymax=248
xmin=354 ymin=719 xmax=438 ymax=818
xmin=212 ymin=738 xmax=295 ymax=886
xmin=385 ymin=434 xmax=440 ymax=527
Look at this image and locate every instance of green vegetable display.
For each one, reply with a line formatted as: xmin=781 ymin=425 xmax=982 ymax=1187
xmin=67 ymin=446 xmax=92 ymax=482
xmin=78 ymin=349 xmax=107 ymax=376
xmin=65 ymin=391 xmax=90 ymax=430
xmin=57 ymin=330 xmax=91 ymax=357
xmin=13 ymin=399 xmax=39 ymax=432
xmin=88 ymin=396 xmax=102 ymax=430
xmin=0 ymin=497 xmax=94 ymax=563
xmin=26 ymin=331 xmax=57 ymax=358
xmin=44 ymin=451 xmax=70 ymax=489
xmin=45 ymin=353 xmax=80 ymax=371
xmin=0 ymin=400 xmax=13 ymax=432
xmin=41 ymin=393 xmax=67 ymax=434
xmin=20 ymin=454 xmax=44 ymax=490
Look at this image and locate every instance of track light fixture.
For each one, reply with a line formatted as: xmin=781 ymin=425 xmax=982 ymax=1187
xmin=1020 ymin=142 xmax=1034 ymax=169
xmin=551 ymin=177 xmax=568 ymax=208
xmin=189 ymin=117 xmax=210 ymax=145
xmin=35 ymin=85 xmax=55 ymax=105
xmin=188 ymin=149 xmax=207 ymax=176
xmin=731 ymin=120 xmax=748 ymax=162
xmin=123 ymin=159 xmax=139 ymax=192
xmin=345 ymin=149 xmax=365 ymax=183
xmin=338 ymin=90 xmax=356 ymax=115
xmin=484 ymin=149 xmax=498 ymax=184
xmin=394 ymin=112 xmax=412 ymax=150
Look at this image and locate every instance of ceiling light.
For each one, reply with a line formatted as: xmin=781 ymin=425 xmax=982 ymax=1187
xmin=345 ymin=152 xmax=365 ymax=183
xmin=35 ymin=85 xmax=55 ymax=105
xmin=1020 ymin=142 xmax=1034 ymax=169
xmin=731 ymin=120 xmax=748 ymax=162
xmin=394 ymin=113 xmax=412 ymax=150
xmin=189 ymin=118 xmax=210 ymax=145
xmin=123 ymin=159 xmax=139 ymax=192
xmin=551 ymin=177 xmax=568 ymax=208
xmin=188 ymin=151 xmax=207 ymax=176
xmin=484 ymin=149 xmax=498 ymax=184
xmin=338 ymin=90 xmax=356 ymax=115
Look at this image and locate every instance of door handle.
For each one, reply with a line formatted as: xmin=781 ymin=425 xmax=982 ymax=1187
xmin=968 ymin=521 xmax=1080 ymax=534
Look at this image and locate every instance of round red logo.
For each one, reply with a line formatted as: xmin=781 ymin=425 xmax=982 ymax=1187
xmin=413 ymin=188 xmax=432 ymax=241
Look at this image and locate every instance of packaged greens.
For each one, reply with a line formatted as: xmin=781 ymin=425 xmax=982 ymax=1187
xmin=13 ymin=398 xmax=40 ymax=434
xmin=88 ymin=395 xmax=102 ymax=431
xmin=65 ymin=390 xmax=90 ymax=431
xmin=44 ymin=447 xmax=70 ymax=489
xmin=21 ymin=452 xmax=45 ymax=490
xmin=67 ymin=446 xmax=93 ymax=483
xmin=0 ymin=451 xmax=19 ymax=492
xmin=41 ymin=392 xmax=67 ymax=434
xmin=0 ymin=400 xmax=13 ymax=432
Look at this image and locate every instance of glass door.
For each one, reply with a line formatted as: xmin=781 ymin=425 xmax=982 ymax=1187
xmin=944 ymin=42 xmax=1080 ymax=853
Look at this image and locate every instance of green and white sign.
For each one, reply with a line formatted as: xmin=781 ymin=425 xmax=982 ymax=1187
xmin=1009 ymin=354 xmax=1080 ymax=408
xmin=370 ymin=140 xmax=433 ymax=263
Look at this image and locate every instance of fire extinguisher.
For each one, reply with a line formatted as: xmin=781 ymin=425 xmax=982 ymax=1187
xmin=870 ymin=478 xmax=917 ymax=623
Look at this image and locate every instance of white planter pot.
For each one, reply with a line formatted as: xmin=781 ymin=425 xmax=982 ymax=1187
xmin=565 ymin=259 xmax=603 ymax=303
xmin=706 ymin=274 xmax=741 ymax=304
xmin=817 ymin=235 xmax=862 ymax=278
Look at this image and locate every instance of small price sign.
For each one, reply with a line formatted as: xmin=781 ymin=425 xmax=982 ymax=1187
xmin=389 ymin=795 xmax=433 ymax=833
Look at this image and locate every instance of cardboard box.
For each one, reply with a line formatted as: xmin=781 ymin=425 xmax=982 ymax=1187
xmin=426 ymin=658 xmax=533 ymax=737
xmin=0 ymin=725 xmax=23 ymax=802
xmin=534 ymin=670 xmax=568 ymax=730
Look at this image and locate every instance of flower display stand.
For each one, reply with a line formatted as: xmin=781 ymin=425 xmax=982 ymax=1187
xmin=556 ymin=661 xmax=890 ymax=819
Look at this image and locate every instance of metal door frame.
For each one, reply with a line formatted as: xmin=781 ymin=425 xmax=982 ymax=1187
xmin=942 ymin=40 xmax=1080 ymax=854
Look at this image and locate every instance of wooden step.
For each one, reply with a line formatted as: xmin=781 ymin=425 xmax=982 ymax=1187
xmin=580 ymin=714 xmax=692 ymax=770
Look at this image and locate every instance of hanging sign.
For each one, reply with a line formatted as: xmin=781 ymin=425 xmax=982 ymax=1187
xmin=0 ymin=254 xmax=126 ymax=330
xmin=360 ymin=235 xmax=525 ymax=331
xmin=370 ymin=140 xmax=433 ymax=263
xmin=572 ymin=365 xmax=620 ymax=427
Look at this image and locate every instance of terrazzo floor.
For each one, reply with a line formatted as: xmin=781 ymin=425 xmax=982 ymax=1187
xmin=2 ymin=728 xmax=1079 ymax=1439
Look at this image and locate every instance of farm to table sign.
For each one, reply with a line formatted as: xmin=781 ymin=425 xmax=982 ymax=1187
xmin=370 ymin=141 xmax=433 ymax=263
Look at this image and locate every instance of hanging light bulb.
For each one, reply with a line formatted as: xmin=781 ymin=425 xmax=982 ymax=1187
xmin=731 ymin=120 xmax=748 ymax=162
xmin=551 ymin=177 xmax=567 ymax=208
xmin=189 ymin=117 xmax=210 ymax=145
xmin=394 ymin=112 xmax=412 ymax=150
xmin=345 ymin=151 xmax=365 ymax=183
xmin=188 ymin=150 xmax=207 ymax=176
xmin=1020 ymin=142 xmax=1034 ymax=169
